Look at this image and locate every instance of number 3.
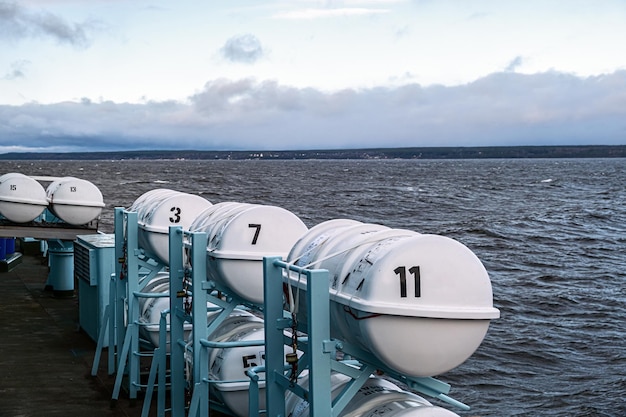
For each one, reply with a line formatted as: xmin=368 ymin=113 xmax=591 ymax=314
xmin=169 ymin=207 xmax=181 ymax=223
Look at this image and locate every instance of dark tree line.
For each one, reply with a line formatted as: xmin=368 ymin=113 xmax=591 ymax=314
xmin=1 ymin=145 xmax=625 ymax=161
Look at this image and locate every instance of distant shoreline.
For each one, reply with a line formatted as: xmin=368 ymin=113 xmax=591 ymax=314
xmin=1 ymin=145 xmax=625 ymax=160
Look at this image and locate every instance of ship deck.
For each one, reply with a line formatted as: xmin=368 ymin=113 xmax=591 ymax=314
xmin=0 ymin=249 xmax=146 ymax=417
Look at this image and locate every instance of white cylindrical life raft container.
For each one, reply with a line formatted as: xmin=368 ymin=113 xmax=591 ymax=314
xmin=207 ymin=310 xmax=265 ymax=417
xmin=189 ymin=202 xmax=308 ymax=304
xmin=46 ymin=177 xmax=105 ymax=225
xmin=286 ymin=219 xmax=500 ymax=377
xmin=285 ymin=372 xmax=460 ymax=417
xmin=205 ymin=309 xmax=301 ymax=417
xmin=0 ymin=173 xmax=48 ymax=223
xmin=138 ymin=272 xmax=218 ymax=350
xmin=130 ymin=189 xmax=213 ymax=265
xmin=137 ymin=272 xmax=184 ymax=349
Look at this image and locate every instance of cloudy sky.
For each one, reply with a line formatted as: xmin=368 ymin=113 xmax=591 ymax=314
xmin=1 ymin=0 xmax=625 ymax=153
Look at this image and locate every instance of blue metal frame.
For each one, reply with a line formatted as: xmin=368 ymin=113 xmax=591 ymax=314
xmin=169 ymin=225 xmax=187 ymax=416
xmin=92 ymin=208 xmax=127 ymax=378
xmin=93 ymin=208 xmax=471 ymax=417
xmin=91 ymin=207 xmax=171 ymax=407
xmin=168 ymin=226 xmax=269 ymax=417
xmin=263 ymin=257 xmax=333 ymax=417
xmin=260 ymin=256 xmax=471 ymax=417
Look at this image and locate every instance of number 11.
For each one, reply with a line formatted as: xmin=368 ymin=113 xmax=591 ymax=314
xmin=394 ymin=265 xmax=421 ymax=298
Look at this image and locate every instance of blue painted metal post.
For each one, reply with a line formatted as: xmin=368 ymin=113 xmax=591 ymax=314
xmin=140 ymin=308 xmax=169 ymax=417
xmin=91 ymin=304 xmax=109 ymax=377
xmin=263 ymin=258 xmax=334 ymax=417
xmin=263 ymin=256 xmax=287 ymax=417
xmin=169 ymin=226 xmax=186 ymax=417
xmin=91 ymin=209 xmax=124 ymax=377
xmin=190 ymin=231 xmax=209 ymax=417
xmin=306 ymin=267 xmax=333 ymax=417
xmin=112 ymin=208 xmax=144 ymax=403
xmin=126 ymin=210 xmax=141 ymax=401
xmin=158 ymin=312 xmax=168 ymax=417
xmin=114 ymin=207 xmax=127 ymax=371
xmin=108 ymin=273 xmax=116 ymax=375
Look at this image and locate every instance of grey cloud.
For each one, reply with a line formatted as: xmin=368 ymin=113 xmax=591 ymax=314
xmin=3 ymin=60 xmax=30 ymax=79
xmin=505 ymin=56 xmax=523 ymax=72
xmin=1 ymin=70 xmax=625 ymax=152
xmin=0 ymin=1 xmax=95 ymax=47
xmin=220 ymin=34 xmax=264 ymax=64
xmin=190 ymin=79 xmax=318 ymax=116
xmin=0 ymin=99 xmax=196 ymax=151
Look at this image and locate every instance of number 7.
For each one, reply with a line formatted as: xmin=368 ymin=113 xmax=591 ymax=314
xmin=248 ymin=224 xmax=261 ymax=244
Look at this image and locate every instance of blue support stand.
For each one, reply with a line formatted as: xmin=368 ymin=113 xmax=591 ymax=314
xmin=92 ymin=211 xmax=124 ymax=378
xmin=259 ymin=257 xmax=470 ymax=417
xmin=91 ymin=207 xmax=170 ymax=408
xmin=94 ymin=210 xmax=472 ymax=417
xmin=168 ymin=226 xmax=214 ymax=417
xmin=169 ymin=226 xmax=187 ymax=417
xmin=263 ymin=257 xmax=333 ymax=417
xmin=167 ymin=226 xmax=268 ymax=417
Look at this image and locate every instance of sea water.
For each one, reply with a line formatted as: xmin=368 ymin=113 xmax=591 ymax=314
xmin=3 ymin=157 xmax=625 ymax=416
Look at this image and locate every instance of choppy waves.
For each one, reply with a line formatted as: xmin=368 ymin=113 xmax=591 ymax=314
xmin=3 ymin=157 xmax=625 ymax=416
